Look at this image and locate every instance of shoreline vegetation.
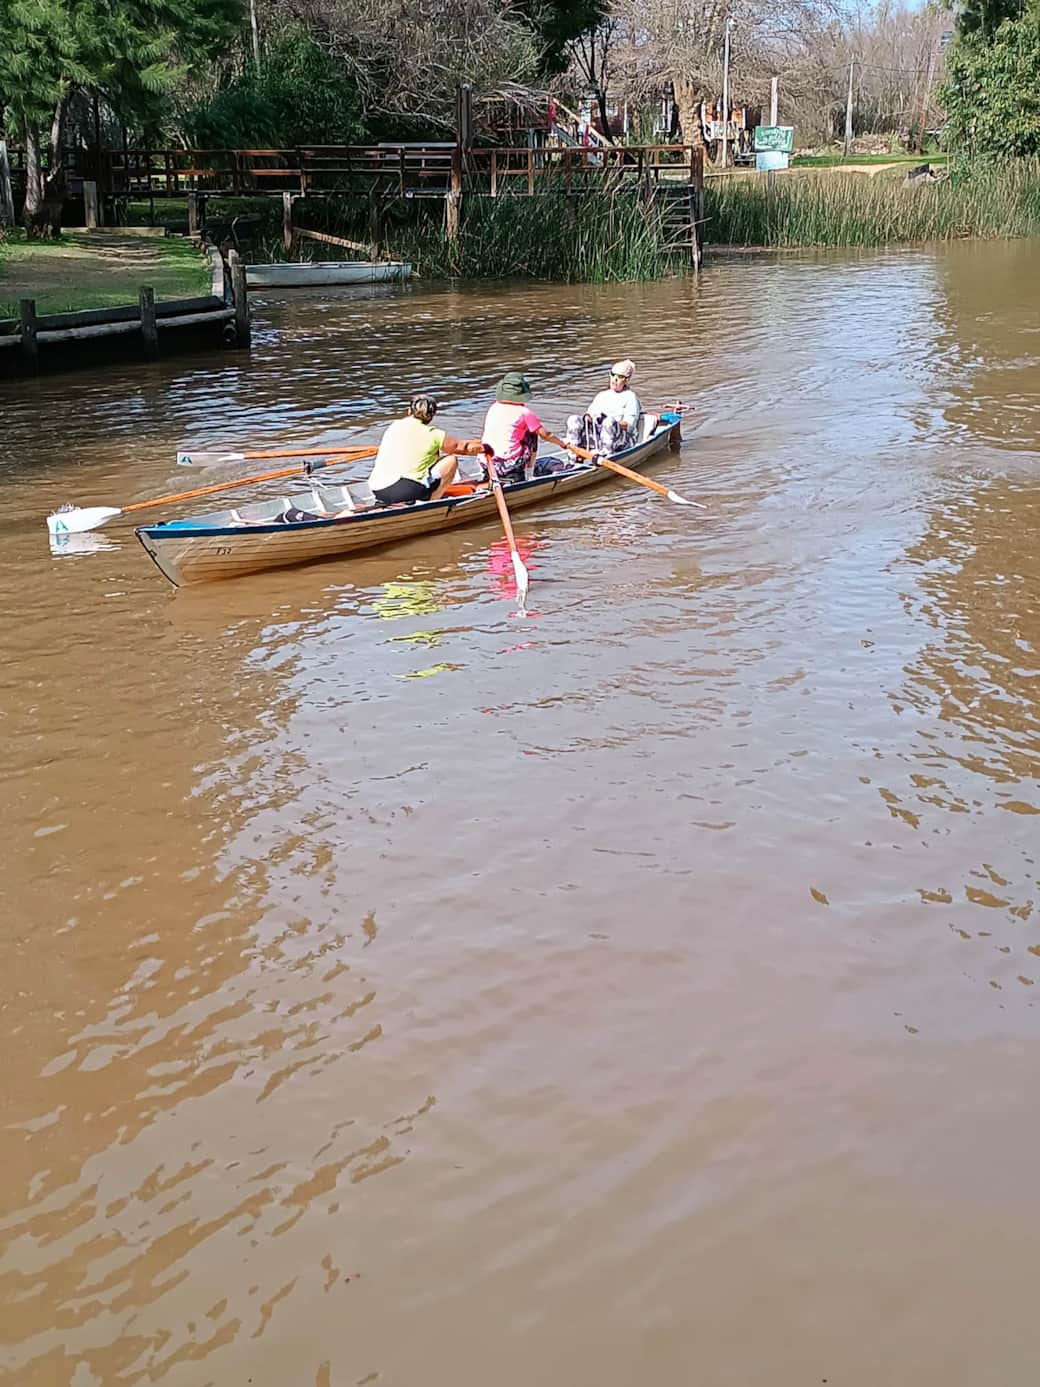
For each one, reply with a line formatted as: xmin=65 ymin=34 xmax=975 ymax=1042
xmin=703 ymin=160 xmax=1040 ymax=249
xmin=3 ymin=158 xmax=1039 ymax=310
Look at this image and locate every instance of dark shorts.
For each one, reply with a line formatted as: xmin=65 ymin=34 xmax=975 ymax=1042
xmin=372 ymin=476 xmax=438 ymax=506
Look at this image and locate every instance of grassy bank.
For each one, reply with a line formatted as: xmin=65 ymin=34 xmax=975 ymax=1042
xmin=705 ymin=160 xmax=1040 ymax=247
xmin=0 ymin=230 xmax=211 ymax=316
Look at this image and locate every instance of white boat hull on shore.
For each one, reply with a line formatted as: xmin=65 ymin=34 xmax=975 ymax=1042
xmin=245 ymin=261 xmax=412 ymax=288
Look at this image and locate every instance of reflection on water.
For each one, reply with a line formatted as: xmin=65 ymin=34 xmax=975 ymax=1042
xmin=2 ymin=247 xmax=1040 ymax=1386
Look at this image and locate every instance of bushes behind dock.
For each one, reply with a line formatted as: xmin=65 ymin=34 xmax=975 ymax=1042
xmin=705 ymin=160 xmax=1040 ymax=248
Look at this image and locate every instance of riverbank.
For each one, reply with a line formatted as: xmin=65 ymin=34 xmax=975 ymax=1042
xmin=0 ymin=230 xmax=211 ymax=316
xmin=705 ymin=159 xmax=1040 ymax=248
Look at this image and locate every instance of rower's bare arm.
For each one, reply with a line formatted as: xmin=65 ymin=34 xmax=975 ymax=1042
xmin=443 ymin=434 xmax=486 ymax=456
xmin=537 ymin=425 xmax=567 ymax=449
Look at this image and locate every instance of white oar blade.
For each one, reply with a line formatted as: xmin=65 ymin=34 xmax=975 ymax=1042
xmin=177 ymin=450 xmax=245 ymax=467
xmin=666 ymin=490 xmax=707 ymax=509
xmin=511 ymin=552 xmax=530 ymax=612
xmin=46 ymin=505 xmax=122 ymax=535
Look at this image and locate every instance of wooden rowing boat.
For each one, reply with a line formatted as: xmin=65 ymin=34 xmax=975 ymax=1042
xmin=135 ymin=412 xmax=683 ymax=587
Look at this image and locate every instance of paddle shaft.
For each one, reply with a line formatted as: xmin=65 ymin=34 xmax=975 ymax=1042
xmin=489 ymin=477 xmax=529 ymax=609
xmin=182 ymin=445 xmax=376 ymax=464
xmin=121 ymin=451 xmax=375 ymax=516
xmin=557 ymin=438 xmax=703 ymax=504
xmin=491 ymin=479 xmax=521 ymax=550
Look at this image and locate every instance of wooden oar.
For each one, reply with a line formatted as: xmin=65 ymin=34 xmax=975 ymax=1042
xmin=176 ymin=444 xmax=375 ymax=467
xmin=47 ymin=449 xmax=376 ymax=536
xmin=563 ymin=441 xmax=706 ymax=509
xmin=489 ymin=475 xmax=529 ymax=613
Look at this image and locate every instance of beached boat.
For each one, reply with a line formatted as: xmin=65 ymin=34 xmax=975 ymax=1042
xmin=244 ymin=261 xmax=412 ymax=288
xmin=136 ymin=413 xmax=683 ymax=587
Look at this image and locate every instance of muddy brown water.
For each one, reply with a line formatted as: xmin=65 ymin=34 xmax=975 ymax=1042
xmin=2 ymin=241 xmax=1039 ymax=1386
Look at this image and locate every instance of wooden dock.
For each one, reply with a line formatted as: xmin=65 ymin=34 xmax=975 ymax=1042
xmin=0 ymin=247 xmax=251 ymax=377
xmin=9 ymin=141 xmax=706 ymax=267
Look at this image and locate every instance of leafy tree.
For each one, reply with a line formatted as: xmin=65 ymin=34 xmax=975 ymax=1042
xmin=941 ymin=2 xmax=1040 ymax=157
xmin=514 ymin=0 xmax=608 ymax=73
xmin=0 ymin=0 xmax=241 ymax=235
xmin=958 ymin=0 xmax=1024 ymax=39
xmin=182 ymin=28 xmax=366 ymax=147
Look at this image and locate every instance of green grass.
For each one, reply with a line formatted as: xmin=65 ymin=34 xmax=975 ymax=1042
xmin=792 ymin=151 xmax=948 ymax=168
xmin=705 ymin=159 xmax=1040 ymax=247
xmin=0 ymin=229 xmax=211 ymax=316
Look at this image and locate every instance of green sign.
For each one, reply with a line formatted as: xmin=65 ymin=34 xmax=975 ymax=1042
xmin=754 ymin=125 xmax=794 ymax=154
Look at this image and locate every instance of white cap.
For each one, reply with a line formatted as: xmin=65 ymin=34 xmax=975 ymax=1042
xmin=611 ymin=359 xmax=635 ymax=380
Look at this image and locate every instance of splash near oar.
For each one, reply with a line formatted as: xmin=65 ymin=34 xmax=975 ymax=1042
xmin=46 ymin=449 xmax=377 ymax=536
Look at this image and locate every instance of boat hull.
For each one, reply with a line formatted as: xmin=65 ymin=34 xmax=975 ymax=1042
xmin=244 ymin=261 xmax=412 ymax=288
xmin=136 ymin=420 xmax=682 ymax=587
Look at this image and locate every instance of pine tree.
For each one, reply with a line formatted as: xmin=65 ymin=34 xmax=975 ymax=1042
xmin=0 ymin=0 xmax=242 ymax=235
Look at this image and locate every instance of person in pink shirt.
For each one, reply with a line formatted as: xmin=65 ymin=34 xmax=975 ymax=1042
xmin=481 ymin=372 xmax=570 ymax=484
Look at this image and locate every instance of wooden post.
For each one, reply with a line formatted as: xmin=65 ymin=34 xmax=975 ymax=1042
xmin=19 ymin=299 xmax=39 ymax=371
xmin=844 ymin=58 xmax=855 ymax=156
xmin=367 ymin=190 xmax=381 ymax=259
xmin=282 ymin=191 xmax=293 ymax=251
xmin=770 ymin=76 xmax=780 ymax=127
xmin=228 ymin=249 xmax=251 ymax=348
xmin=446 ymin=146 xmax=462 ymax=242
xmin=490 ymin=150 xmax=498 ymax=198
xmin=187 ymin=191 xmax=200 ymax=238
xmin=138 ymin=286 xmax=159 ymax=360
xmin=84 ymin=180 xmax=100 ymax=229
xmin=527 ymin=146 xmax=535 ymax=196
xmin=690 ymin=147 xmax=704 ymax=273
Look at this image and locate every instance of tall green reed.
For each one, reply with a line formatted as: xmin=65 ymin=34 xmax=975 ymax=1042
xmin=705 ymin=160 xmax=1040 ymax=247
xmin=387 ymin=190 xmax=669 ymax=282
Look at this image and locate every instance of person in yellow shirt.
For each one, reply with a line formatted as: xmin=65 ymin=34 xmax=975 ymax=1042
xmin=367 ymin=395 xmax=486 ymax=505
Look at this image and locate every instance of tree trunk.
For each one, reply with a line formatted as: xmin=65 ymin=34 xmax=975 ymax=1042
xmin=23 ymin=124 xmax=44 ymax=231
xmin=0 ymin=136 xmax=15 ymax=226
xmin=23 ymin=96 xmax=68 ymax=238
xmin=594 ymin=88 xmax=615 ymax=145
xmin=672 ymin=77 xmax=706 ymax=156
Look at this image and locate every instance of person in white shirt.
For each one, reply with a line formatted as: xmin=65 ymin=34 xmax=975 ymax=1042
xmin=566 ymin=359 xmax=643 ymax=454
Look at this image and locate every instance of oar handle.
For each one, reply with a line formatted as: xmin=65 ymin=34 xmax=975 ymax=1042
xmin=121 ymin=450 xmax=375 ymax=515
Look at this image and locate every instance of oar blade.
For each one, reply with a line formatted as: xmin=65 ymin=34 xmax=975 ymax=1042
xmin=511 ymin=551 xmax=530 ymax=613
xmin=176 ymin=450 xmax=245 ymax=467
xmin=46 ymin=505 xmax=122 ymax=535
xmin=666 ymin=489 xmax=707 ymax=509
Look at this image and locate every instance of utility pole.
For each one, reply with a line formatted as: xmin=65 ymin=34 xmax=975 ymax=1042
xmin=721 ymin=16 xmax=733 ymax=168
xmin=249 ymin=0 xmax=261 ymax=70
xmin=770 ymin=75 xmax=779 ymax=127
xmin=843 ymin=56 xmax=855 ymax=156
xmin=915 ymin=30 xmax=940 ymax=153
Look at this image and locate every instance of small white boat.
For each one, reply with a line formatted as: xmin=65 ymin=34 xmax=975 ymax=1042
xmin=245 ymin=260 xmax=412 ymax=288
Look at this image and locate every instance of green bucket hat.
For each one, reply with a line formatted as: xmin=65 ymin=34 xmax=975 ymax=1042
xmin=496 ymin=371 xmax=533 ymax=403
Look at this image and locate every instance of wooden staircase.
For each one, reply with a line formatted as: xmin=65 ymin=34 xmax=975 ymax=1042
xmin=653 ymin=181 xmax=703 ymax=269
